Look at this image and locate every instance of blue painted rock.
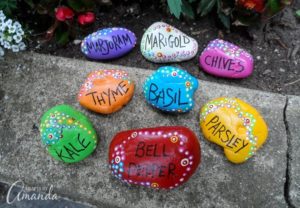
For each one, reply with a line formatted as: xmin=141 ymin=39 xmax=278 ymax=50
xmin=199 ymin=39 xmax=254 ymax=78
xmin=140 ymin=22 xmax=198 ymax=63
xmin=143 ymin=66 xmax=198 ymax=113
xmin=81 ymin=27 xmax=137 ymax=60
xmin=40 ymin=105 xmax=98 ymax=163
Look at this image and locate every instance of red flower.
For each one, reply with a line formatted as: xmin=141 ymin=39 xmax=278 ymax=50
xmin=237 ymin=0 xmax=266 ymax=13
xmin=78 ymin=12 xmax=96 ymax=26
xmin=55 ymin=6 xmax=74 ymax=21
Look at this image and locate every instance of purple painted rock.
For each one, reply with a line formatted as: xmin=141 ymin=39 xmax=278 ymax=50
xmin=81 ymin=28 xmax=137 ymax=60
xmin=199 ymin=39 xmax=254 ymax=78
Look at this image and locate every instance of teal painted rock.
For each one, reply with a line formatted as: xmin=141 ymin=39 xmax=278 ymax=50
xmin=143 ymin=66 xmax=198 ymax=113
xmin=40 ymin=105 xmax=98 ymax=163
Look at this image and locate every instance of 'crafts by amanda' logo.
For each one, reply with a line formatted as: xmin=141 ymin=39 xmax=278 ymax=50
xmin=6 ymin=180 xmax=58 ymax=204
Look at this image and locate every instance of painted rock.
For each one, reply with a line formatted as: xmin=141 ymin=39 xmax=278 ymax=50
xmin=78 ymin=70 xmax=134 ymax=114
xmin=199 ymin=97 xmax=268 ymax=164
xmin=81 ymin=27 xmax=137 ymax=60
xmin=108 ymin=126 xmax=201 ymax=189
xmin=40 ymin=105 xmax=98 ymax=163
xmin=199 ymin=39 xmax=254 ymax=78
xmin=140 ymin=22 xmax=198 ymax=63
xmin=143 ymin=66 xmax=198 ymax=113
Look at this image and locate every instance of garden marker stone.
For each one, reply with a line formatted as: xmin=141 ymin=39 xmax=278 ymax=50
xmin=40 ymin=105 xmax=98 ymax=163
xmin=140 ymin=22 xmax=198 ymax=63
xmin=81 ymin=27 xmax=137 ymax=60
xmin=199 ymin=39 xmax=254 ymax=78
xmin=143 ymin=66 xmax=198 ymax=113
xmin=78 ymin=69 xmax=135 ymax=114
xmin=200 ymin=97 xmax=268 ymax=164
xmin=109 ymin=126 xmax=201 ymax=189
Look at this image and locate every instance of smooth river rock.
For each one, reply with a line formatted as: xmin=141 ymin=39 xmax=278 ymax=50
xmin=40 ymin=105 xmax=98 ymax=163
xmin=199 ymin=97 xmax=268 ymax=163
xmin=140 ymin=22 xmax=198 ymax=63
xmin=81 ymin=27 xmax=137 ymax=60
xmin=78 ymin=69 xmax=135 ymax=114
xmin=108 ymin=126 xmax=201 ymax=189
xmin=199 ymin=39 xmax=254 ymax=78
xmin=143 ymin=66 xmax=198 ymax=113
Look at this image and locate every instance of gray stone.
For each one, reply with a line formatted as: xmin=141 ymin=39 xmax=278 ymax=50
xmin=286 ymin=96 xmax=300 ymax=207
xmin=0 ymin=52 xmax=289 ymax=207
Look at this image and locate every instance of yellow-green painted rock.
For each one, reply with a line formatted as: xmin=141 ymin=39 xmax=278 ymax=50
xmin=40 ymin=105 xmax=97 ymax=163
xmin=200 ymin=97 xmax=268 ymax=164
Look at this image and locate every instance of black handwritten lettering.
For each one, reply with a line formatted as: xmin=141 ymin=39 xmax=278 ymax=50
xmin=168 ymin=163 xmax=176 ymax=177
xmin=64 ymin=145 xmax=79 ymax=159
xmin=135 ymin=142 xmax=170 ymax=158
xmin=55 ymin=133 xmax=91 ymax=162
xmin=87 ymin=34 xmax=133 ymax=55
xmin=159 ymin=165 xmax=166 ymax=177
xmin=204 ymin=55 xmax=246 ymax=73
xmin=55 ymin=149 xmax=73 ymax=162
xmin=144 ymin=33 xmax=190 ymax=50
xmin=135 ymin=142 xmax=145 ymax=158
xmin=235 ymin=140 xmax=249 ymax=153
xmin=85 ymin=81 xmax=130 ymax=106
xmin=77 ymin=133 xmax=91 ymax=149
xmin=127 ymin=162 xmax=176 ymax=178
xmin=148 ymin=83 xmax=189 ymax=107
xmin=205 ymin=115 xmax=249 ymax=153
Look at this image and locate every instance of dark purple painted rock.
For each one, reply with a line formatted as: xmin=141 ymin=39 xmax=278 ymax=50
xmin=81 ymin=28 xmax=137 ymax=60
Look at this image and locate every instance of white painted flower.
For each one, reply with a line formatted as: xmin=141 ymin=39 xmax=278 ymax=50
xmin=18 ymin=42 xmax=26 ymax=50
xmin=13 ymin=21 xmax=21 ymax=29
xmin=11 ymin=44 xmax=19 ymax=52
xmin=0 ymin=46 xmax=4 ymax=56
xmin=0 ymin=11 xmax=5 ymax=21
xmin=5 ymin=19 xmax=12 ymax=27
xmin=16 ymin=28 xmax=24 ymax=36
xmin=0 ymin=22 xmax=5 ymax=32
xmin=13 ymin=34 xmax=22 ymax=43
xmin=6 ymin=36 xmax=12 ymax=42
xmin=8 ymin=25 xmax=16 ymax=34
xmin=0 ymin=17 xmax=4 ymax=23
xmin=0 ymin=11 xmax=26 ymax=55
xmin=3 ymin=41 xmax=11 ymax=49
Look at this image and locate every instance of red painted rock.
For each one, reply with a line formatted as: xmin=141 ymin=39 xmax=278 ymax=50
xmin=108 ymin=126 xmax=201 ymax=189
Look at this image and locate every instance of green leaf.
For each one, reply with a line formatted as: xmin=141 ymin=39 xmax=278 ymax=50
xmin=67 ymin=0 xmax=84 ymax=12
xmin=181 ymin=0 xmax=195 ymax=19
xmin=81 ymin=0 xmax=95 ymax=8
xmin=24 ymin=0 xmax=35 ymax=9
xmin=188 ymin=0 xmax=197 ymax=3
xmin=267 ymin=0 xmax=280 ymax=13
xmin=218 ymin=12 xmax=230 ymax=29
xmin=0 ymin=0 xmax=17 ymax=16
xmin=167 ymin=0 xmax=182 ymax=19
xmin=55 ymin=29 xmax=70 ymax=45
xmin=296 ymin=10 xmax=300 ymax=17
xmin=199 ymin=0 xmax=217 ymax=16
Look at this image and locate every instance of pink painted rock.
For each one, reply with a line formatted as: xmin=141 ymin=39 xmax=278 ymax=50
xmin=199 ymin=39 xmax=254 ymax=78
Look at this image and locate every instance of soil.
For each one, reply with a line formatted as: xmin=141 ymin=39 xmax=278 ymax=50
xmin=28 ymin=1 xmax=300 ymax=96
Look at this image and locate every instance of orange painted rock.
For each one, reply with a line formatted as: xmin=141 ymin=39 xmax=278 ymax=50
xmin=78 ymin=70 xmax=135 ymax=114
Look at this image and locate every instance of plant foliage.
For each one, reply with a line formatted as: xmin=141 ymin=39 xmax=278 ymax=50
xmin=26 ymin=0 xmax=95 ymax=45
xmin=167 ymin=0 xmax=293 ymax=29
xmin=0 ymin=0 xmax=17 ymax=17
